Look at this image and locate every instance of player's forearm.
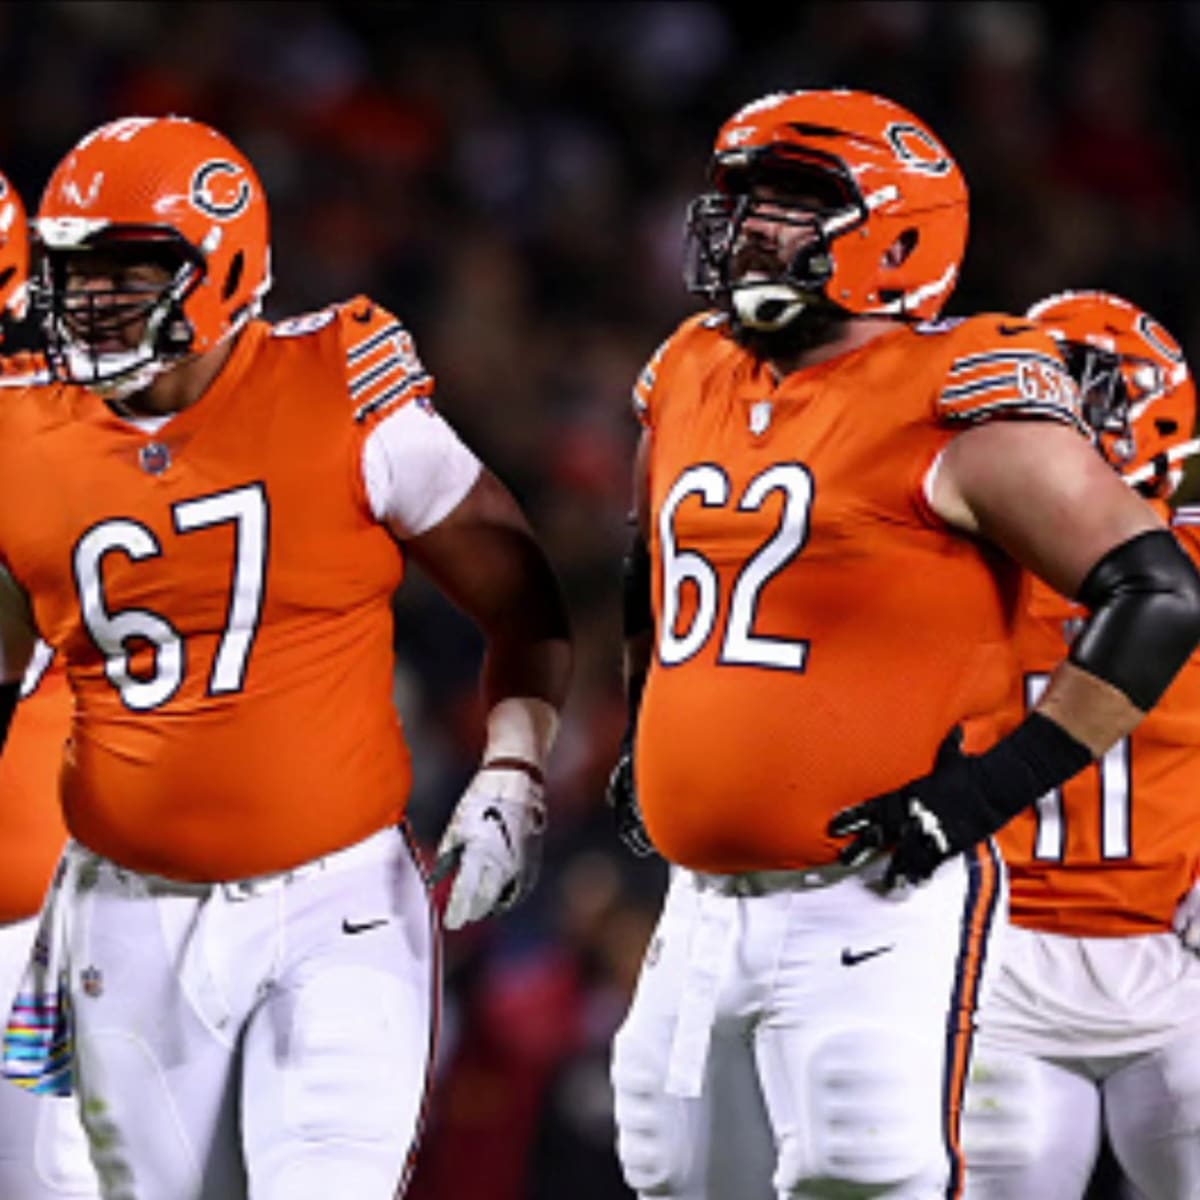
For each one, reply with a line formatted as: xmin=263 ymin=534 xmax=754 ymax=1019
xmin=481 ymin=633 xmax=572 ymax=713
xmin=1031 ymin=660 xmax=1146 ymax=758
xmin=477 ymin=537 xmax=572 ymax=711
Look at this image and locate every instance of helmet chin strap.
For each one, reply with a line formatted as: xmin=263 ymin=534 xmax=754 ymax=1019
xmin=732 ymin=282 xmax=812 ymax=331
xmin=75 ymin=353 xmax=169 ymax=403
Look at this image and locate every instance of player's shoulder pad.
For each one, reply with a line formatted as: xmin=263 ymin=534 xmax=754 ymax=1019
xmin=935 ymin=311 xmax=1088 ymax=434
xmin=633 ymin=310 xmax=732 ymax=425
xmin=272 ymin=294 xmax=437 ymax=428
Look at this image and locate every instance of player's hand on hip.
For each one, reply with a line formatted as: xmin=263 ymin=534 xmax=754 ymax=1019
xmin=828 ymin=727 xmax=995 ymax=889
xmin=1173 ymin=880 xmax=1200 ymax=954
xmin=434 ymin=762 xmax=546 ymax=930
xmin=605 ymin=728 xmax=656 ymax=857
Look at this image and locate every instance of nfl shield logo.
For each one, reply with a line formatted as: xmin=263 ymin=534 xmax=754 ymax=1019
xmin=139 ymin=442 xmax=171 ymax=475
xmin=80 ymin=967 xmax=103 ymax=998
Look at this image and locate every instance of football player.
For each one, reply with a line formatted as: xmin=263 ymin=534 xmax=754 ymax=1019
xmin=0 ymin=118 xmax=571 ymax=1200
xmin=963 ymin=292 xmax=1200 ymax=1200
xmin=0 ymin=166 xmax=99 ymax=1199
xmin=608 ymin=90 xmax=1200 ymax=1200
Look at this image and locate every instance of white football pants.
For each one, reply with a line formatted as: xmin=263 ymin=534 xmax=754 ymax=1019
xmin=612 ymin=847 xmax=1005 ymax=1200
xmin=964 ymin=927 xmax=1200 ymax=1200
xmin=53 ymin=826 xmax=436 ymax=1200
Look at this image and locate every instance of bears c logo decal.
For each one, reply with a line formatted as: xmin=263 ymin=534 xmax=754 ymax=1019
xmin=885 ymin=122 xmax=952 ymax=176
xmin=1136 ymin=312 xmax=1186 ymax=366
xmin=190 ymin=159 xmax=252 ymax=220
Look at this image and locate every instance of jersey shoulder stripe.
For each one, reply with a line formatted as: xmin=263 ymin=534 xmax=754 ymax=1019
xmin=944 ymin=348 xmax=1068 ymax=380
xmin=266 ymin=298 xmax=437 ymax=431
xmin=335 ymin=296 xmax=434 ymax=426
xmin=936 ymin=315 xmax=1087 ymax=434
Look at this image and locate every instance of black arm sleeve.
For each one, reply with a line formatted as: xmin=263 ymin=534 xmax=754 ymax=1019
xmin=1069 ymin=528 xmax=1200 ymax=710
xmin=621 ymin=526 xmax=652 ymax=641
xmin=0 ymin=680 xmax=19 ymax=753
xmin=621 ymin=526 xmax=653 ymax=722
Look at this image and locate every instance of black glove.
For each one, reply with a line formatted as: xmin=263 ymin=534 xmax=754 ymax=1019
xmin=828 ymin=716 xmax=1092 ymax=889
xmin=606 ymin=727 xmax=656 ymax=857
xmin=828 ymin=729 xmax=990 ymax=887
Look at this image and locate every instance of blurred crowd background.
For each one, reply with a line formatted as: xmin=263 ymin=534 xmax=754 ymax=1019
xmin=3 ymin=2 xmax=1197 ymax=1196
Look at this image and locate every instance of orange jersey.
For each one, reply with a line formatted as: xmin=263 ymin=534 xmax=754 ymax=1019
xmin=0 ymin=298 xmax=454 ymax=881
xmin=994 ymin=506 xmax=1200 ymax=937
xmin=634 ymin=312 xmax=1085 ymax=873
xmin=0 ymin=351 xmax=69 ymax=920
xmin=0 ymin=647 xmax=70 ymax=921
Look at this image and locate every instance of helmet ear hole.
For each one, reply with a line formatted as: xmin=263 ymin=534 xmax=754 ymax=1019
xmin=223 ymin=251 xmax=244 ymax=302
xmin=885 ymin=228 xmax=919 ymax=268
xmin=1157 ymin=419 xmax=1179 ymax=436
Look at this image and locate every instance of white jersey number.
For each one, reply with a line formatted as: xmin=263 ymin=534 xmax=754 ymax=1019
xmin=73 ymin=484 xmax=269 ymax=711
xmin=658 ymin=463 xmax=813 ymax=670
xmin=1026 ymin=672 xmax=1131 ymax=860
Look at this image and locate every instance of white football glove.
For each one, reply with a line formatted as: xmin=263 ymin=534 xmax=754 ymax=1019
xmin=1173 ymin=880 xmax=1200 ymax=955
xmin=434 ymin=763 xmax=547 ymax=930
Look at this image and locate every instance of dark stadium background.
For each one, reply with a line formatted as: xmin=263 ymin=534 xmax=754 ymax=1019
xmin=2 ymin=3 xmax=1194 ymax=1196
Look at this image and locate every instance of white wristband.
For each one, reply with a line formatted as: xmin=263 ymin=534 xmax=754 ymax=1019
xmin=482 ymin=696 xmax=560 ymax=773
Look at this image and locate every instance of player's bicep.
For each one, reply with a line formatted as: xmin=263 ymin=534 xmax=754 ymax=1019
xmin=931 ymin=420 xmax=1163 ymax=597
xmin=0 ymin=562 xmax=37 ymax=684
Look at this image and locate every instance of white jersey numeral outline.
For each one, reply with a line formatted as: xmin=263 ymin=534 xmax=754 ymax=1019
xmin=658 ymin=462 xmax=813 ymax=670
xmin=1026 ymin=671 xmax=1131 ymax=860
xmin=73 ymin=483 xmax=269 ymax=711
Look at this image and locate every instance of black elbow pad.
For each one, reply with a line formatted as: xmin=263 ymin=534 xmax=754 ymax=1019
xmin=622 ymin=528 xmax=653 ymax=640
xmin=1069 ymin=529 xmax=1200 ymax=710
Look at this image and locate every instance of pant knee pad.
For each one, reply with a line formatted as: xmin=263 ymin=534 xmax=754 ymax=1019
xmin=961 ymin=1047 xmax=1049 ymax=1171
xmin=611 ymin=1027 xmax=699 ymax=1195
xmin=773 ymin=1026 xmax=944 ymax=1195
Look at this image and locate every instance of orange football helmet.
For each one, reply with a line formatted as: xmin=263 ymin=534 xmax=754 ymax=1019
xmin=1028 ymin=291 xmax=1196 ymax=498
xmin=0 ymin=168 xmax=29 ymax=326
xmin=34 ymin=115 xmax=271 ymax=397
xmin=684 ymin=89 xmax=968 ymax=334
